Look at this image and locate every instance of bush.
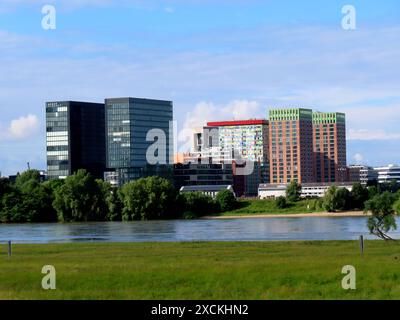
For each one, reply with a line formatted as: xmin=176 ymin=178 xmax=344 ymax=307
xmin=275 ymin=196 xmax=287 ymax=209
xmin=181 ymin=192 xmax=217 ymax=217
xmin=215 ymin=190 xmax=237 ymax=212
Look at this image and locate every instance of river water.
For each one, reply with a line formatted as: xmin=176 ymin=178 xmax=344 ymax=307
xmin=0 ymin=216 xmax=398 ymax=243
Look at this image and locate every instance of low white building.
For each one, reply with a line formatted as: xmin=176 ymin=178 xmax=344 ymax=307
xmin=374 ymin=164 xmax=400 ymax=184
xmin=258 ymin=182 xmax=354 ymax=199
xmin=180 ymin=185 xmax=235 ymax=199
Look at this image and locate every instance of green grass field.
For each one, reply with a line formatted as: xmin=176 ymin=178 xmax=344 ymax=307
xmin=2 ymin=241 xmax=400 ymax=300
xmin=220 ymin=199 xmax=324 ymax=216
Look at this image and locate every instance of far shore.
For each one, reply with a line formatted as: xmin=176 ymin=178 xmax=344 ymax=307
xmin=202 ymin=211 xmax=370 ymax=219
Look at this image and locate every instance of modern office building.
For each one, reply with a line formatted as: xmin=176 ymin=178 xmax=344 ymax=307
xmin=46 ymin=101 xmax=106 ymax=180
xmin=269 ymin=108 xmax=314 ymax=184
xmin=347 ymin=165 xmax=378 ymax=185
xmin=374 ymin=164 xmax=400 ymax=184
xmin=105 ymin=97 xmax=173 ymax=186
xmin=313 ymin=112 xmax=347 ymax=183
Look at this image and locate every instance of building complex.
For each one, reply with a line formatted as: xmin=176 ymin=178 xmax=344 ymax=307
xmin=44 ymin=97 xmax=399 ymax=199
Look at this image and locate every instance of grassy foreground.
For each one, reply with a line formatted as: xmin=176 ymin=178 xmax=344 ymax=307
xmin=221 ymin=199 xmax=323 ymax=216
xmin=2 ymin=241 xmax=400 ymax=300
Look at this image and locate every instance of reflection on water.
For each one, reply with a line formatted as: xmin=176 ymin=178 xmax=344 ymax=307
xmin=0 ymin=217 xmax=398 ymax=244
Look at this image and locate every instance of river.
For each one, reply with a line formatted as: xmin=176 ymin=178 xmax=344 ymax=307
xmin=0 ymin=216 xmax=398 ymax=243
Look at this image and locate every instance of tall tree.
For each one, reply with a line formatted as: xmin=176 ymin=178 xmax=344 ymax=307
xmin=351 ymin=183 xmax=369 ymax=209
xmin=286 ymin=181 xmax=302 ymax=202
xmin=53 ymin=170 xmax=109 ymax=222
xmin=323 ymin=186 xmax=350 ymax=212
xmin=120 ymin=176 xmax=177 ymax=221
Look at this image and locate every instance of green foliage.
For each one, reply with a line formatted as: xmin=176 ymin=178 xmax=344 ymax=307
xmin=0 ymin=171 xmax=57 ymax=223
xmin=323 ymin=186 xmax=351 ymax=212
xmin=309 ymin=198 xmax=323 ymax=211
xmin=368 ymin=185 xmax=379 ymax=199
xmin=215 ymin=190 xmax=237 ymax=212
xmin=275 ymin=196 xmax=287 ymax=209
xmin=53 ymin=170 xmax=109 ymax=222
xmin=365 ymin=192 xmax=398 ymax=240
xmin=350 ymin=183 xmax=368 ymax=209
xmin=286 ymin=181 xmax=301 ymax=202
xmin=119 ymin=176 xmax=177 ymax=221
xmin=181 ymin=192 xmax=218 ymax=217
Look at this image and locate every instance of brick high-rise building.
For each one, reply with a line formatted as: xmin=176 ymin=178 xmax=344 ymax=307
xmin=312 ymin=112 xmax=347 ymax=183
xmin=269 ymin=108 xmax=314 ymax=184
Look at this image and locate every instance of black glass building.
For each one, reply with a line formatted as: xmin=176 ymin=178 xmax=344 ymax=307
xmin=46 ymin=101 xmax=106 ymax=180
xmin=105 ymin=97 xmax=173 ymax=186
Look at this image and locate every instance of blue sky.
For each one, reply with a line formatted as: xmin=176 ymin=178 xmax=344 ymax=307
xmin=0 ymin=0 xmax=399 ymax=175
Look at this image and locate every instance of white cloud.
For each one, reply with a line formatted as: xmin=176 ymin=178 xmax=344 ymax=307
xmin=348 ymin=129 xmax=400 ymax=141
xmin=164 ymin=7 xmax=174 ymax=14
xmin=178 ymin=99 xmax=261 ymax=151
xmin=353 ymin=153 xmax=364 ymax=164
xmin=181 ymin=99 xmax=261 ymax=132
xmin=0 ymin=114 xmax=40 ymax=141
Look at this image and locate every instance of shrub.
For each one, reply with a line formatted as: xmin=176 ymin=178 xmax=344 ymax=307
xmin=275 ymin=196 xmax=287 ymax=209
xmin=181 ymin=192 xmax=217 ymax=217
xmin=216 ymin=190 xmax=237 ymax=212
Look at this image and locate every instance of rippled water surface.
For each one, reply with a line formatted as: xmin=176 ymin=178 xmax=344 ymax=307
xmin=0 ymin=216 xmax=397 ymax=243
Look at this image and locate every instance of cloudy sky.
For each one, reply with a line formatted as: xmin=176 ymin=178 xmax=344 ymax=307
xmin=0 ymin=0 xmax=399 ymax=175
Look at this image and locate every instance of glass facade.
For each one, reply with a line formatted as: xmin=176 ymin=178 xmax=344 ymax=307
xmin=46 ymin=101 xmax=106 ymax=180
xmin=105 ymin=98 xmax=173 ymax=185
xmin=46 ymin=102 xmax=69 ymax=179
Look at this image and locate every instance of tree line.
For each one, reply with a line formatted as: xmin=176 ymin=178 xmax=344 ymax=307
xmin=277 ymin=180 xmax=400 ymax=240
xmin=0 ymin=169 xmax=237 ymax=223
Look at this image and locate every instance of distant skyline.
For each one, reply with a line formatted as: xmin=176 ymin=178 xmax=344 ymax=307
xmin=0 ymin=0 xmax=400 ymax=175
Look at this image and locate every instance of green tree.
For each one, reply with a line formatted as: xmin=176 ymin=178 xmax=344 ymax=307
xmin=350 ymin=183 xmax=369 ymax=209
xmin=275 ymin=196 xmax=287 ymax=209
xmin=368 ymin=185 xmax=379 ymax=199
xmin=97 ymin=179 xmax=122 ymax=221
xmin=53 ymin=170 xmax=109 ymax=222
xmin=0 ymin=178 xmax=11 ymax=213
xmin=286 ymin=181 xmax=301 ymax=202
xmin=0 ymin=170 xmax=57 ymax=223
xmin=323 ymin=186 xmax=350 ymax=212
xmin=0 ymin=187 xmax=23 ymax=222
xmin=216 ymin=189 xmax=237 ymax=212
xmin=365 ymin=192 xmax=398 ymax=240
xmin=119 ymin=176 xmax=177 ymax=221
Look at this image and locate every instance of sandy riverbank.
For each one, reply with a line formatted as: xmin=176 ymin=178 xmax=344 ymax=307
xmin=202 ymin=211 xmax=369 ymax=219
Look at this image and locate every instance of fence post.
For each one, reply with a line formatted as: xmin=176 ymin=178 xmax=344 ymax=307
xmin=7 ymin=241 xmax=12 ymax=258
xmin=359 ymin=235 xmax=364 ymax=256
